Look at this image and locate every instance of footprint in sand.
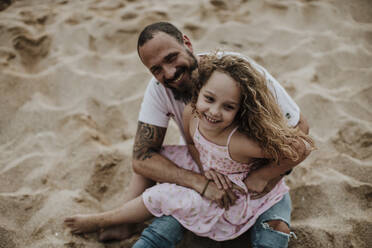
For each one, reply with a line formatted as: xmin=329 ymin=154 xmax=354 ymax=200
xmin=12 ymin=34 xmax=51 ymax=67
xmin=121 ymin=12 xmax=138 ymax=20
xmin=85 ymin=152 xmax=124 ymax=200
xmin=0 ymin=227 xmax=17 ymax=248
xmin=183 ymin=23 xmax=206 ymax=40
xmin=332 ymin=121 xmax=372 ymax=160
xmin=0 ymin=0 xmax=11 ymax=11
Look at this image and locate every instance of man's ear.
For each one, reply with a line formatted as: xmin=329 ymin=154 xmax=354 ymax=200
xmin=183 ymin=35 xmax=193 ymax=52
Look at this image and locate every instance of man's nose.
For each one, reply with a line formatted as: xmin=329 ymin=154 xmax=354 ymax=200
xmin=163 ymin=65 xmax=176 ymax=81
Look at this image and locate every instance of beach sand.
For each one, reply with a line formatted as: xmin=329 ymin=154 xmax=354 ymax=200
xmin=0 ymin=0 xmax=371 ymax=247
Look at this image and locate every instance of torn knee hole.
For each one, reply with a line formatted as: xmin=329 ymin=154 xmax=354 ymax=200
xmin=263 ymin=220 xmax=290 ymax=234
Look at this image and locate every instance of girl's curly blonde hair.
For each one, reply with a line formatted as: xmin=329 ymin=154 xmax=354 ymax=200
xmin=191 ymin=54 xmax=314 ymax=163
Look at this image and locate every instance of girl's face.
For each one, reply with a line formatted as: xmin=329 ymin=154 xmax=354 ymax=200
xmin=196 ymin=71 xmax=241 ymax=132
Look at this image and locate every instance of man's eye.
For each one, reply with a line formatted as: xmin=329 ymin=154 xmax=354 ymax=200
xmin=166 ymin=54 xmax=177 ymax=63
xmin=170 ymin=55 xmax=176 ymax=61
xmin=152 ymin=68 xmax=161 ymax=75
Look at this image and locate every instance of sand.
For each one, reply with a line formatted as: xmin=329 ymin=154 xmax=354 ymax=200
xmin=0 ymin=0 xmax=371 ymax=247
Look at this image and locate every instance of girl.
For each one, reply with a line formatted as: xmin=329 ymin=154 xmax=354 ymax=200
xmin=65 ymin=54 xmax=313 ymax=241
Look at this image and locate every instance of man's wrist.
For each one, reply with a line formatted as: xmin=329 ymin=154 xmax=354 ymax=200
xmin=184 ymin=172 xmax=207 ymax=194
xmin=252 ymin=161 xmax=295 ymax=181
xmin=201 ymin=179 xmax=211 ymax=196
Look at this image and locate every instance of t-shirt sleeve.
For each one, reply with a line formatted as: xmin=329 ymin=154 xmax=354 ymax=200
xmin=264 ymin=70 xmax=300 ymax=127
xmin=138 ymin=79 xmax=170 ymax=128
xmin=248 ymin=58 xmax=300 ymax=127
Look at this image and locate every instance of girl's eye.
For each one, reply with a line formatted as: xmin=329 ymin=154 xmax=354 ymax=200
xmin=204 ymin=96 xmax=213 ymax=102
xmin=224 ymin=105 xmax=235 ymax=110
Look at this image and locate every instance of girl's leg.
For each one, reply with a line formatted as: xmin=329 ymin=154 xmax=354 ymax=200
xmin=64 ymin=196 xmax=152 ymax=234
xmin=124 ymin=172 xmax=156 ymax=200
xmin=98 ymin=172 xmax=154 ymax=241
xmin=102 ymin=146 xmax=194 ymax=241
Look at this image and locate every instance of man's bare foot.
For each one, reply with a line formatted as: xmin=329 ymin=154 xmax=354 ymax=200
xmin=98 ymin=224 xmax=135 ymax=242
xmin=64 ymin=214 xmax=101 ymax=234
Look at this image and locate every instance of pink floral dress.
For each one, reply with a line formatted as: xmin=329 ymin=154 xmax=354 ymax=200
xmin=142 ymin=122 xmax=289 ymax=241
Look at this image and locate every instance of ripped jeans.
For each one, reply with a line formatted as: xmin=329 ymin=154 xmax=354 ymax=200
xmin=132 ymin=193 xmax=293 ymax=248
xmin=249 ymin=192 xmax=293 ymax=248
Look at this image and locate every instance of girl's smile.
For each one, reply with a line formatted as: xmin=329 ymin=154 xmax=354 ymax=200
xmin=203 ymin=113 xmax=221 ymax=124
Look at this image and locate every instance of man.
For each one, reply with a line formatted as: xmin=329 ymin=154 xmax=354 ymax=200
xmin=100 ymin=22 xmax=309 ymax=248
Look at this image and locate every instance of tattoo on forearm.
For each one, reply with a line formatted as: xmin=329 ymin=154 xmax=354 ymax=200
xmin=133 ymin=122 xmax=166 ymax=161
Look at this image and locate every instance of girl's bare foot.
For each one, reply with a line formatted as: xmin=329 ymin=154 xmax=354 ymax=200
xmin=98 ymin=224 xmax=135 ymax=242
xmin=64 ymin=214 xmax=101 ymax=234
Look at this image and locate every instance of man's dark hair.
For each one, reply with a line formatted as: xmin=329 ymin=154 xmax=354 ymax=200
xmin=137 ymin=22 xmax=183 ymax=53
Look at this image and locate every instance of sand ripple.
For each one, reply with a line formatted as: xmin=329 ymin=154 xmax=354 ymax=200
xmin=0 ymin=0 xmax=371 ymax=247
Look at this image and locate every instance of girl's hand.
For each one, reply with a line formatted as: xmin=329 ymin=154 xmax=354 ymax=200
xmin=205 ymin=169 xmax=233 ymax=190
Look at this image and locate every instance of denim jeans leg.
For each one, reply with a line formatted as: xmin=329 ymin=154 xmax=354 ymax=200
xmin=250 ymin=193 xmax=292 ymax=248
xmin=132 ymin=215 xmax=185 ymax=248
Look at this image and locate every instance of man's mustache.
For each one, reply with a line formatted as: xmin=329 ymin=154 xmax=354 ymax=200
xmin=164 ymin=67 xmax=185 ymax=86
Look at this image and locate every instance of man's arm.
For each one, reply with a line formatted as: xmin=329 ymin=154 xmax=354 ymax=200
xmin=295 ymin=113 xmax=309 ymax=135
xmin=243 ymin=114 xmax=311 ymax=194
xmin=253 ymin=113 xmax=310 ymax=177
xmin=132 ymin=121 xmax=208 ymax=194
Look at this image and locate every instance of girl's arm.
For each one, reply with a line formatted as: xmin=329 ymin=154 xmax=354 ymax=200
xmin=229 ymin=133 xmax=269 ymax=162
xmin=248 ymin=136 xmax=310 ymax=177
xmin=230 ymin=131 xmax=311 ymax=194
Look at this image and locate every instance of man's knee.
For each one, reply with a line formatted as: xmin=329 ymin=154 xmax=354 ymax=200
xmin=251 ymin=219 xmax=291 ymax=248
xmin=265 ymin=220 xmax=290 ymax=234
xmin=133 ymin=216 xmax=184 ymax=248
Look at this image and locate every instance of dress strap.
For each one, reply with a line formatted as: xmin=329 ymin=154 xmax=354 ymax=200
xmin=226 ymin=126 xmax=239 ymax=146
xmin=193 ymin=118 xmax=201 ymax=140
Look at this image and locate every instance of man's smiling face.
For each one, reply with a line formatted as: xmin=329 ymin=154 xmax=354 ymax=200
xmin=138 ymin=32 xmax=198 ymax=102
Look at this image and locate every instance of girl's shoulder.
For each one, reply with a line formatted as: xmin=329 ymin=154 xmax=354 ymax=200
xmin=229 ymin=131 xmax=266 ymax=161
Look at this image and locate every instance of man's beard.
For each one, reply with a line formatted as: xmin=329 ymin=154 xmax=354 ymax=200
xmin=169 ymin=50 xmax=198 ymax=103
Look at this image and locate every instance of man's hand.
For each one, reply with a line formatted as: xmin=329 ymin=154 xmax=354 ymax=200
xmin=248 ymin=175 xmax=283 ymax=200
xmin=244 ymin=170 xmax=270 ymax=195
xmin=205 ymin=169 xmax=233 ymax=190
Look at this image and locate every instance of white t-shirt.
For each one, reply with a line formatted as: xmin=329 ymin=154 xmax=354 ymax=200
xmin=138 ymin=52 xmax=300 ymax=142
